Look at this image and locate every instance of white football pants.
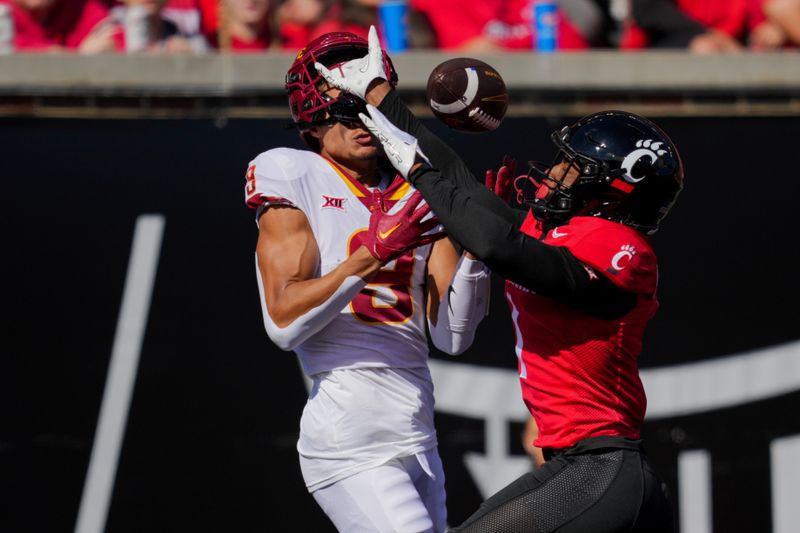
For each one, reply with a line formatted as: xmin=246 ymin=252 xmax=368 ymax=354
xmin=312 ymin=448 xmax=447 ymax=533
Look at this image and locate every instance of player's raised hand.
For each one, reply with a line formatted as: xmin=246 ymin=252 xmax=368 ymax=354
xmin=364 ymin=191 xmax=445 ymax=263
xmin=359 ymin=104 xmax=430 ymax=179
xmin=484 ymin=155 xmax=517 ymax=203
xmin=315 ymin=25 xmax=386 ymax=100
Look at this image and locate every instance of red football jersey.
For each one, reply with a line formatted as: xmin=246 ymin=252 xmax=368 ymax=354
xmin=505 ymin=213 xmax=658 ymax=449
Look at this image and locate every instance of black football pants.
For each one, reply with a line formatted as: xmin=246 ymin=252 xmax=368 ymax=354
xmin=449 ymin=436 xmax=674 ymax=533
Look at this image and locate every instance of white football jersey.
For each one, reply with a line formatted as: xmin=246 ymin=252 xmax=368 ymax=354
xmin=247 ymin=147 xmax=433 ymax=377
xmin=246 ymin=147 xmax=439 ymax=491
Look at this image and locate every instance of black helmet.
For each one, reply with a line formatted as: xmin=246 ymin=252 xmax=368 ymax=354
xmin=522 ymin=110 xmax=684 ymax=234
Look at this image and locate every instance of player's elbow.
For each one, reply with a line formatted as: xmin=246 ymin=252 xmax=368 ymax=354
xmin=442 ymin=340 xmax=471 ymax=356
xmin=260 ymin=302 xmax=305 ymax=351
xmin=471 ymin=241 xmax=506 ymax=270
xmin=430 ymin=327 xmax=475 ymax=356
xmin=263 ymin=319 xmax=302 ymax=351
xmin=266 ymin=329 xmax=299 ymax=351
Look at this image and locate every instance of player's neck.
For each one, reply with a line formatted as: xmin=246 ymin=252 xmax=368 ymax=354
xmin=355 ymin=168 xmax=381 ymax=187
xmin=340 ymin=161 xmax=381 ymax=187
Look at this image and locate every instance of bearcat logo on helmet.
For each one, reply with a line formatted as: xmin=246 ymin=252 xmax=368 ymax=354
xmin=621 ymin=139 xmax=669 ymax=184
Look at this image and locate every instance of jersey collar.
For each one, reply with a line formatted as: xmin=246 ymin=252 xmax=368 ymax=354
xmin=323 ymin=156 xmax=412 ymax=210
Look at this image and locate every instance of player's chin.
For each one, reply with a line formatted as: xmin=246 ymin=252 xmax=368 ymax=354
xmin=352 ymin=145 xmax=380 ymax=160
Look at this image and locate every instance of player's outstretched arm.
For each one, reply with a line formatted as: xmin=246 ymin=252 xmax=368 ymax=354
xmin=256 ymin=206 xmax=382 ymax=351
xmin=408 ymin=165 xmax=637 ymax=319
xmin=372 ymin=89 xmax=525 ymax=226
xmin=360 ymin=111 xmax=635 ymax=318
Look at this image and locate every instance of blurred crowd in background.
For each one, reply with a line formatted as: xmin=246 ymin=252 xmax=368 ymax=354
xmin=0 ymin=0 xmax=798 ymax=55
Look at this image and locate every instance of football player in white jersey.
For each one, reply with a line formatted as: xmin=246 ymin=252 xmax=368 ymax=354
xmin=243 ymin=32 xmax=491 ymax=533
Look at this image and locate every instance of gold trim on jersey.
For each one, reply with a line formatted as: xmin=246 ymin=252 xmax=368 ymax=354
xmin=325 ymin=159 xmax=367 ymax=198
xmin=323 ymin=156 xmax=411 ymax=208
xmin=388 ymin=182 xmax=412 ymax=201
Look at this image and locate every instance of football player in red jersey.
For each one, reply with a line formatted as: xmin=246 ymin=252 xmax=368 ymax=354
xmin=319 ymin=26 xmax=682 ymax=533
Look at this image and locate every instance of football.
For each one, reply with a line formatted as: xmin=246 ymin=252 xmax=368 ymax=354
xmin=426 ymin=58 xmax=508 ymax=133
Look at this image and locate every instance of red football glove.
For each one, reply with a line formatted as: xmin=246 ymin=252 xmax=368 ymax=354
xmin=484 ymin=155 xmax=517 ymax=203
xmin=364 ymin=191 xmax=445 ymax=263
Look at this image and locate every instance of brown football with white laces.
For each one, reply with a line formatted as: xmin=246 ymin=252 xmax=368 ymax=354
xmin=426 ymin=58 xmax=508 ymax=133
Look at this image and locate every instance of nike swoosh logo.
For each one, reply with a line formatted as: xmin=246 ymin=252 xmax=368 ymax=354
xmin=379 ymin=223 xmax=402 ymax=240
xmin=551 ymin=228 xmax=568 ymax=239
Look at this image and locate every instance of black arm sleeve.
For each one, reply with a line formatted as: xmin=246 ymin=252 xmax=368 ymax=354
xmin=632 ymin=0 xmax=707 ymax=48
xmin=408 ymin=166 xmax=637 ymax=319
xmin=377 ymin=90 xmax=526 ymax=227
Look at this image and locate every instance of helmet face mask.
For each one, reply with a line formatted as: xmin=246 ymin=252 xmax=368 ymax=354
xmin=322 ymin=92 xmax=369 ymax=128
xmin=285 ymin=32 xmax=398 ymax=146
xmin=520 ymin=111 xmax=684 ymax=234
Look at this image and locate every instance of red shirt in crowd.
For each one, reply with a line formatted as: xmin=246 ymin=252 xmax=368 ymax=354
xmin=279 ymin=2 xmax=370 ymax=51
xmin=622 ymin=0 xmax=767 ymax=48
xmin=2 ymin=0 xmax=110 ymax=50
xmin=411 ymin=0 xmax=588 ymax=50
xmin=196 ymin=0 xmax=217 ymax=39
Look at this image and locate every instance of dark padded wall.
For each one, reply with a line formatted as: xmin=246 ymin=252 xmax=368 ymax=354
xmin=5 ymin=115 xmax=799 ymax=532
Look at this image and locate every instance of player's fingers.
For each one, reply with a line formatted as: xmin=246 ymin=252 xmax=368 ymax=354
xmin=366 ymin=104 xmax=391 ymax=130
xmin=485 ymin=169 xmax=496 ymax=191
xmin=314 ymin=62 xmax=338 ymax=86
xmin=417 ymin=217 xmax=440 ymax=234
xmin=315 ymin=64 xmax=334 ymax=86
xmin=358 ymin=113 xmax=378 ymax=135
xmin=368 ymin=25 xmax=382 ymax=61
xmin=416 ymin=231 xmax=447 ymax=247
xmin=496 ymin=166 xmax=510 ymax=196
xmin=499 ymin=156 xmax=517 ymax=195
xmin=498 ymin=169 xmax=510 ymax=197
xmin=404 ymin=191 xmax=426 ymax=217
xmin=409 ymin=206 xmax=437 ymax=230
xmin=409 ymin=205 xmax=435 ymax=227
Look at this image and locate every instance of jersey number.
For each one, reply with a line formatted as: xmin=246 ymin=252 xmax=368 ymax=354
xmin=245 ymin=165 xmax=257 ymax=196
xmin=347 ymin=229 xmax=415 ymax=324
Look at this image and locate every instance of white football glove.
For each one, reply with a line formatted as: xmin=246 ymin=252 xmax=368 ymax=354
xmin=359 ymin=104 xmax=431 ymax=180
xmin=314 ymin=25 xmax=387 ymax=100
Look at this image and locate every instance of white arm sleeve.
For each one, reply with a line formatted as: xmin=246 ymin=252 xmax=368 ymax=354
xmin=428 ymin=256 xmax=491 ymax=356
xmin=256 ymin=255 xmax=367 ymax=351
